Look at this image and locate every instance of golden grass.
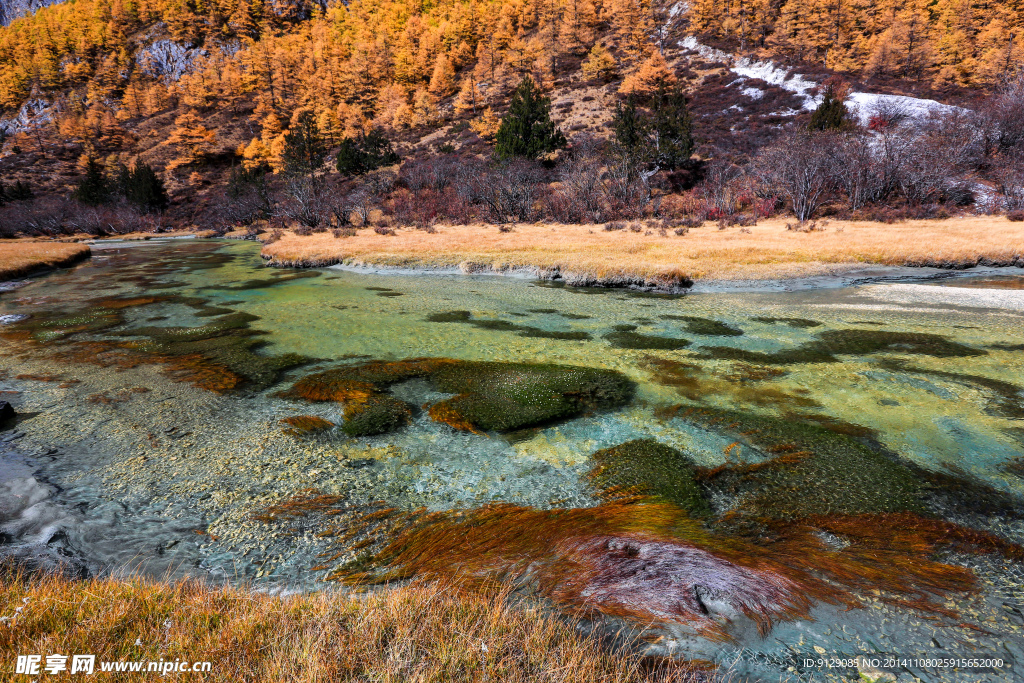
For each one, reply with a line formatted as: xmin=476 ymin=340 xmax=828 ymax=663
xmin=0 ymin=570 xmax=714 ymax=682
xmin=0 ymin=240 xmax=91 ymax=280
xmin=260 ymin=217 xmax=1024 ymax=283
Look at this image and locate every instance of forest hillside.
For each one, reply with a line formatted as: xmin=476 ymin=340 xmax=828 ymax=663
xmin=0 ymin=0 xmax=1023 ymax=234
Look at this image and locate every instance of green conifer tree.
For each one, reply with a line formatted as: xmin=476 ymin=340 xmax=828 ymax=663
xmin=117 ymin=163 xmax=169 ymax=213
xmin=282 ymin=111 xmax=327 ymax=176
xmin=494 ymin=77 xmax=567 ymax=160
xmin=73 ymin=158 xmax=112 ymax=205
xmin=651 ymin=85 xmax=695 ymax=170
xmin=809 ymin=83 xmax=849 ymax=131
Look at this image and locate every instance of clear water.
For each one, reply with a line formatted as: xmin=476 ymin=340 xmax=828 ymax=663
xmin=1 ymin=239 xmax=1023 ymax=681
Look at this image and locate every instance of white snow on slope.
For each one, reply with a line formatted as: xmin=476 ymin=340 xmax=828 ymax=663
xmin=844 ymin=92 xmax=965 ymax=127
xmin=678 ymin=35 xmax=967 ymax=122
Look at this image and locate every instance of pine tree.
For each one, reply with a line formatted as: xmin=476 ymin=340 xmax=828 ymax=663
xmin=8 ymin=180 xmax=33 ymax=201
xmin=282 ymin=110 xmax=328 ymax=175
xmin=335 ymin=129 xmax=400 ymax=176
xmin=117 ymin=163 xmax=169 ymax=213
xmin=73 ymin=158 xmax=111 ymax=205
xmin=612 ymin=96 xmax=651 ymax=162
xmin=808 ymin=80 xmax=850 ymax=131
xmin=494 ymin=77 xmax=567 ymax=160
xmin=651 ymin=84 xmax=694 ymax=170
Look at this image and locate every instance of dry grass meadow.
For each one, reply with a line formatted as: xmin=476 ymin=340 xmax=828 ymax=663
xmin=0 ymin=571 xmax=713 ymax=682
xmin=261 ymin=217 xmax=1024 ymax=284
xmin=0 ymin=240 xmax=91 ymax=280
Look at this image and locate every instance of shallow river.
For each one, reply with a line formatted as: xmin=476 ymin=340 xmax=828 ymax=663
xmin=1 ymin=239 xmax=1023 ymax=681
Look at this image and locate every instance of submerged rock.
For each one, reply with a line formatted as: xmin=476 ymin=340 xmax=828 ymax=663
xmin=0 ymin=401 xmax=14 ymax=429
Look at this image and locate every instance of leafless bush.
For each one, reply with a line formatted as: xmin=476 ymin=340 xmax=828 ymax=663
xmin=400 ymin=156 xmax=464 ymax=192
xmin=753 ymin=132 xmax=838 ymax=221
xmin=981 ymin=71 xmax=1024 ymax=154
xmin=547 ymin=135 xmax=605 ymax=223
xmin=994 ymin=154 xmax=1024 ymax=211
xmin=1008 ymin=210 xmax=1024 ymax=221
xmin=480 ymin=161 xmax=541 ymax=225
xmin=498 ymin=225 xmax=514 ymax=233
xmin=604 ymin=221 xmax=626 ymax=231
xmin=699 ymin=157 xmax=743 ymax=218
xmin=279 ymin=175 xmax=335 ymax=231
xmin=374 ymin=226 xmax=397 ymax=236
xmin=263 ymin=229 xmax=284 ymax=243
xmin=673 ymin=227 xmax=688 ymax=236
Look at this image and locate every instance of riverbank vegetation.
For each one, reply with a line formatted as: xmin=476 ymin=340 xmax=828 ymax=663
xmin=260 ymin=216 xmax=1024 ymax=283
xmin=0 ymin=569 xmax=712 ymax=682
xmin=0 ymin=240 xmax=90 ymax=279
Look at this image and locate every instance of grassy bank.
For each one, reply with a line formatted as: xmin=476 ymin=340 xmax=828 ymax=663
xmin=0 ymin=572 xmax=710 ymax=682
xmin=0 ymin=241 xmax=91 ymax=280
xmin=260 ymin=217 xmax=1024 ymax=285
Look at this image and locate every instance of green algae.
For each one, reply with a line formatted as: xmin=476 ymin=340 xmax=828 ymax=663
xmin=750 ymin=316 xmax=823 ymax=328
xmin=680 ymin=407 xmax=925 ymax=519
xmin=428 ymin=361 xmax=635 ymax=432
xmin=877 ymin=360 xmax=1024 ymax=419
xmin=660 ymin=315 xmax=743 ymax=336
xmin=700 ymin=329 xmax=985 ymax=365
xmin=15 ymin=309 xmax=125 ymax=342
xmin=342 ymin=394 xmax=412 ymax=437
xmin=202 ymin=271 xmax=320 ymax=291
xmin=604 ymin=327 xmax=691 ymax=350
xmin=589 ymin=439 xmax=710 ymax=515
xmin=426 ymin=311 xmax=591 ymax=341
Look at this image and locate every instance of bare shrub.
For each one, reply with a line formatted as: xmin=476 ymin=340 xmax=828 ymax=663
xmin=604 ymin=221 xmax=626 ymax=231
xmin=279 ymin=175 xmax=335 ymax=231
xmin=374 ymin=226 xmax=397 ymax=236
xmin=994 ymin=154 xmax=1024 ymax=211
xmin=753 ymin=132 xmax=838 ymax=221
xmin=547 ymin=135 xmax=605 ymax=223
xmin=1008 ymin=210 xmax=1024 ymax=222
xmin=673 ymin=227 xmax=688 ymax=235
xmin=699 ymin=157 xmax=743 ymax=218
xmin=333 ymin=227 xmax=357 ymax=237
xmin=498 ymin=225 xmax=514 ymax=233
xmin=480 ymin=161 xmax=541 ymax=225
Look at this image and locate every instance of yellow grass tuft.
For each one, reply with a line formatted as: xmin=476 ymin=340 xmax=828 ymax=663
xmin=0 ymin=240 xmax=92 ymax=280
xmin=0 ymin=570 xmax=715 ymax=682
xmin=260 ymin=217 xmax=1024 ymax=283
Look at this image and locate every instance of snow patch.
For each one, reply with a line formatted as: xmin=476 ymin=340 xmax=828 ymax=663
xmin=679 ymin=34 xmax=971 ymax=122
xmin=845 ymin=92 xmax=966 ymax=127
xmin=741 ymin=87 xmax=764 ymax=100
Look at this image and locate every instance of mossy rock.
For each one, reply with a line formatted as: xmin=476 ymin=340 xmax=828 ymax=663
xmin=428 ymin=361 xmax=636 ymax=432
xmin=589 ymin=439 xmax=710 ymax=515
xmin=686 ymin=408 xmax=924 ymax=519
xmin=342 ymin=394 xmax=412 ymax=437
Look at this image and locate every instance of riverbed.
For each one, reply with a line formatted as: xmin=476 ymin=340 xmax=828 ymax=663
xmin=1 ymin=239 xmax=1022 ymax=681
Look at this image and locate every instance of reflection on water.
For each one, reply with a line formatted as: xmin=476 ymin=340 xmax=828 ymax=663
xmin=1 ymin=240 xmax=1023 ymax=681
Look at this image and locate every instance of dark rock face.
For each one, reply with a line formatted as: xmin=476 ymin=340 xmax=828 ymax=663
xmin=0 ymin=0 xmax=65 ymax=25
xmin=0 ymin=401 xmax=15 ymax=429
